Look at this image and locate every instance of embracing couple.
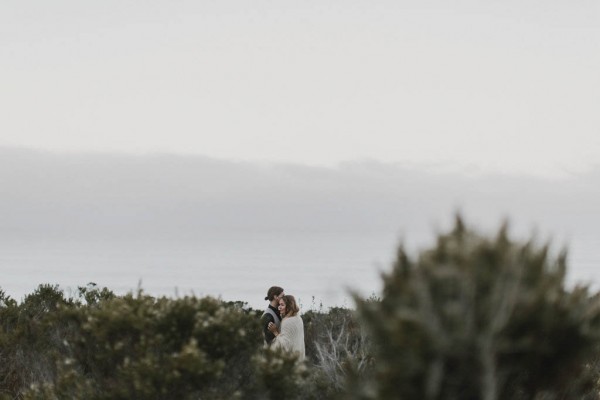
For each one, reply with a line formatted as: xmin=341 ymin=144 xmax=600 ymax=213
xmin=261 ymin=286 xmax=305 ymax=361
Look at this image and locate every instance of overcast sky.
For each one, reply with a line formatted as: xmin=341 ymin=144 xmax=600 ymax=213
xmin=2 ymin=1 xmax=599 ymax=177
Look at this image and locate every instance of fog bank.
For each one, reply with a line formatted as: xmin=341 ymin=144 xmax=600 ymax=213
xmin=2 ymin=147 xmax=599 ymax=242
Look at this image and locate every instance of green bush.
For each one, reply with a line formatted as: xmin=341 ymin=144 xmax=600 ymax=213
xmin=0 ymin=284 xmax=77 ymax=398
xmin=22 ymin=292 xmax=263 ymax=400
xmin=355 ymin=217 xmax=600 ymax=400
xmin=251 ymin=348 xmax=311 ymax=400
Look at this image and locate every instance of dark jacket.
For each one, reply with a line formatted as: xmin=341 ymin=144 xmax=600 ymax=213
xmin=261 ymin=304 xmax=281 ymax=345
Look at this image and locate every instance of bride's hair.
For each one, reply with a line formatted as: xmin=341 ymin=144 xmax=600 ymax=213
xmin=281 ymin=295 xmax=300 ymax=317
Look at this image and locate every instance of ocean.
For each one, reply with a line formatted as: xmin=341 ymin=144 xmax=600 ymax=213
xmin=1 ymin=231 xmax=598 ymax=310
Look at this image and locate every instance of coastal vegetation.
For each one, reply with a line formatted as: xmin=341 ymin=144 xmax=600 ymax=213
xmin=1 ymin=217 xmax=599 ymax=399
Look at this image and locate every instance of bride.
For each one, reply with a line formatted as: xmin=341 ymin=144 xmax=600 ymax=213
xmin=267 ymin=294 xmax=305 ymax=361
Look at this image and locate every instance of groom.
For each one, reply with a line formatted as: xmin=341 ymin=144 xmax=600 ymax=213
xmin=262 ymin=286 xmax=284 ymax=346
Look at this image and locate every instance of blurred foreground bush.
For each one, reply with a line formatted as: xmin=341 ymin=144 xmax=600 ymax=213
xmin=355 ymin=217 xmax=600 ymax=400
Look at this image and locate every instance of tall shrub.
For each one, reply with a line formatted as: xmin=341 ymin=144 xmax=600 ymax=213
xmin=0 ymin=285 xmax=76 ymax=397
xmin=355 ymin=217 xmax=600 ymax=400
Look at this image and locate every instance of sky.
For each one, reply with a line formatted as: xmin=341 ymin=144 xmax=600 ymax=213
xmin=2 ymin=0 xmax=599 ymax=177
xmin=2 ymin=2 xmax=600 ymax=301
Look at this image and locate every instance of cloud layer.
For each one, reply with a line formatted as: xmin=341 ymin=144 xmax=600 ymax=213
xmin=1 ymin=147 xmax=599 ymax=242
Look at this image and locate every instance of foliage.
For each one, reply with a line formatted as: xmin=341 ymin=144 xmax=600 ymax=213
xmin=0 ymin=284 xmax=76 ymax=399
xmin=0 ymin=284 xmax=266 ymax=399
xmin=251 ymin=348 xmax=311 ymax=400
xmin=303 ymin=306 xmax=374 ymax=399
xmin=354 ymin=217 xmax=600 ymax=400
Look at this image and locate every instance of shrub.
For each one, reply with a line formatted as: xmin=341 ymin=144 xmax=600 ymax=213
xmin=250 ymin=348 xmax=311 ymax=400
xmin=22 ymin=293 xmax=263 ymax=399
xmin=354 ymin=217 xmax=600 ymax=400
xmin=0 ymin=284 xmax=78 ymax=398
xmin=303 ymin=307 xmax=373 ymax=399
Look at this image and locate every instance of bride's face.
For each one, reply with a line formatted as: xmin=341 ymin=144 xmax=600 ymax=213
xmin=278 ymin=299 xmax=287 ymax=316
